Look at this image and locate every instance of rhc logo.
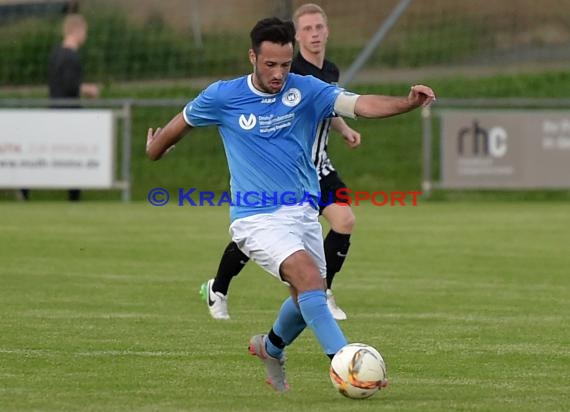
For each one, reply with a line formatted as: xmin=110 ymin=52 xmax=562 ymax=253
xmin=458 ymin=120 xmax=508 ymax=158
xmin=239 ymin=114 xmax=256 ymax=130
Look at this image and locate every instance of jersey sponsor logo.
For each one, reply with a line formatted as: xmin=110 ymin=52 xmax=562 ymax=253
xmin=282 ymin=88 xmax=302 ymax=107
xmin=238 ymin=114 xmax=257 ymax=130
xmin=261 ymin=97 xmax=276 ymax=104
xmin=259 ymin=113 xmax=295 ymax=133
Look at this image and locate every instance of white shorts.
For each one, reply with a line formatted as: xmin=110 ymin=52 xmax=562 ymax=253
xmin=229 ymin=204 xmax=326 ymax=284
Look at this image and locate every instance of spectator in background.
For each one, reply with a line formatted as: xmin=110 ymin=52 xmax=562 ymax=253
xmin=19 ymin=14 xmax=99 ymax=202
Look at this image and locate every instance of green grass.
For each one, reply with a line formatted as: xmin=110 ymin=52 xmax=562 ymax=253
xmin=1 ymin=201 xmax=568 ymax=411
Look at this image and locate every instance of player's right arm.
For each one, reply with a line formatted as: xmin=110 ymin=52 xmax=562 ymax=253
xmin=146 ymin=113 xmax=191 ymax=161
xmin=331 ymin=117 xmax=361 ymax=148
xmin=146 ymin=81 xmax=222 ymax=161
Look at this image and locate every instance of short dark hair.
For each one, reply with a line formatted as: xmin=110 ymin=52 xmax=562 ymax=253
xmin=250 ymin=17 xmax=295 ymax=54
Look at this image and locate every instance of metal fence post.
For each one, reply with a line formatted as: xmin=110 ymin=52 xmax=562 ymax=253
xmin=121 ymin=100 xmax=132 ymax=202
xmin=190 ymin=0 xmax=203 ymax=48
xmin=340 ymin=0 xmax=415 ymax=87
xmin=274 ymin=0 xmax=293 ymax=19
xmin=421 ymin=106 xmax=432 ymax=198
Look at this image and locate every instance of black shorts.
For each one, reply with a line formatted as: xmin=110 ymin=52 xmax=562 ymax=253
xmin=318 ymin=171 xmax=349 ymax=214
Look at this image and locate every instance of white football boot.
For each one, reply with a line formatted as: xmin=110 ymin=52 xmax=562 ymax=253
xmin=326 ymin=289 xmax=347 ymax=320
xmin=200 ymin=278 xmax=230 ymax=320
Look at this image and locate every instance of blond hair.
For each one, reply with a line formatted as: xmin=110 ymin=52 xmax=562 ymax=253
xmin=63 ymin=14 xmax=87 ymax=37
xmin=292 ymin=3 xmax=328 ymax=29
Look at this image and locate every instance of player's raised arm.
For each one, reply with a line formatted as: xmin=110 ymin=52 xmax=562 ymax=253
xmin=146 ymin=112 xmax=191 ymax=161
xmin=334 ymin=85 xmax=436 ymax=120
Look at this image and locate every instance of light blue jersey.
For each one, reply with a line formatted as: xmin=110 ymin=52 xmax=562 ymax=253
xmin=183 ymin=73 xmax=343 ymax=221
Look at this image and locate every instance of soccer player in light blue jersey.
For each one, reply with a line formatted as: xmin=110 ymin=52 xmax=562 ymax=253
xmin=201 ymin=3 xmax=362 ymax=322
xmin=146 ymin=17 xmax=435 ymax=392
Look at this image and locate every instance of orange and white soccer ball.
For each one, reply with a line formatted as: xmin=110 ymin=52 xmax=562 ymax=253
xmin=329 ymin=343 xmax=388 ymax=399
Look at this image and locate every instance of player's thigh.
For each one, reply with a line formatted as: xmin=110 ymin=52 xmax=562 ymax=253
xmin=229 ymin=209 xmax=304 ymax=284
xmin=319 ymin=172 xmax=355 ymax=233
xmin=301 ymin=205 xmax=327 ymax=281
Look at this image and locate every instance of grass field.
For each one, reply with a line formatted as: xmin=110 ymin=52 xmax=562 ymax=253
xmin=1 ymin=201 xmax=569 ymax=411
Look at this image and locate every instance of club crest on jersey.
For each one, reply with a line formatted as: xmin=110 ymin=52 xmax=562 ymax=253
xmin=238 ymin=114 xmax=257 ymax=130
xmin=282 ymin=88 xmax=301 ymax=107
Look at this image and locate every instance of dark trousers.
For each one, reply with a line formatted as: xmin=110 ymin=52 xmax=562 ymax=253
xmin=20 ymin=189 xmax=81 ymax=201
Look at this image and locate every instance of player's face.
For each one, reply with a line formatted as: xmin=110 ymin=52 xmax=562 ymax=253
xmin=249 ymin=41 xmax=293 ymax=94
xmin=75 ymin=25 xmax=88 ymax=47
xmin=295 ymin=12 xmax=329 ymax=55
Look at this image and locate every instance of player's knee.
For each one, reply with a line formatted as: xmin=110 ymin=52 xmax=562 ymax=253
xmin=283 ymin=266 xmax=322 ymax=291
xmin=294 ymin=270 xmax=324 ymax=292
xmin=332 ymin=211 xmax=356 ymax=233
xmin=280 ymin=251 xmax=323 ymax=291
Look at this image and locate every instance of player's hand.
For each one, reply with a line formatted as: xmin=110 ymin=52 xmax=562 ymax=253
xmin=81 ymin=83 xmax=100 ymax=99
xmin=146 ymin=127 xmax=161 ymax=152
xmin=146 ymin=128 xmax=176 ymax=156
xmin=342 ymin=127 xmax=361 ymax=149
xmin=407 ymin=85 xmax=436 ymax=108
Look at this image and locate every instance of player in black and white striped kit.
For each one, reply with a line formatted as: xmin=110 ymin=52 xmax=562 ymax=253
xmin=200 ymin=3 xmax=360 ymax=320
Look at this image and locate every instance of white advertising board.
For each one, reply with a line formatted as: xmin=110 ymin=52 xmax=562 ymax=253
xmin=0 ymin=110 xmax=115 ymax=188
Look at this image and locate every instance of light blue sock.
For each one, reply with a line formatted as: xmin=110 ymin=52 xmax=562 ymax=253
xmin=298 ymin=289 xmax=348 ymax=356
xmin=265 ymin=297 xmax=306 ymax=359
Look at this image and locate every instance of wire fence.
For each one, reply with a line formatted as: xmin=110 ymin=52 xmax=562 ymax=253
xmin=1 ymin=0 xmax=570 ymax=88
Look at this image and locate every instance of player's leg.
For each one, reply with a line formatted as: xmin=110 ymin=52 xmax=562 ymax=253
xmin=68 ymin=189 xmax=81 ymax=201
xmin=17 ymin=189 xmax=30 ymax=201
xmin=232 ymin=206 xmax=347 ymax=391
xmin=212 ymin=241 xmax=249 ymax=295
xmin=248 ymin=288 xmax=306 ymax=392
xmin=231 ymin=210 xmax=301 ymax=391
xmin=322 ymin=204 xmax=355 ymax=288
xmin=263 ymin=286 xmax=306 ymax=357
xmin=280 ymin=249 xmax=348 ymax=358
xmin=289 ymin=205 xmax=348 ymax=356
xmin=319 ymin=172 xmax=355 ymax=320
xmin=200 ymin=241 xmax=249 ymax=320
xmin=254 ymin=204 xmax=348 ymax=359
xmin=250 ymin=249 xmax=347 ymax=391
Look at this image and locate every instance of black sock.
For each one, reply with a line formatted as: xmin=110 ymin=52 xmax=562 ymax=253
xmin=267 ymin=328 xmax=286 ymax=349
xmin=211 ymin=241 xmax=249 ymax=295
xmin=324 ymin=230 xmax=351 ymax=289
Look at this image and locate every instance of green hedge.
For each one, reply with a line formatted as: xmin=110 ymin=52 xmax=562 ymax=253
xmin=2 ymin=73 xmax=570 ymax=202
xmin=0 ymin=10 xmax=492 ymax=86
xmin=0 ymin=14 xmax=251 ymax=85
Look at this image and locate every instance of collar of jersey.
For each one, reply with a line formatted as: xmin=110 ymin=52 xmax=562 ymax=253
xmin=247 ymin=74 xmax=286 ymax=97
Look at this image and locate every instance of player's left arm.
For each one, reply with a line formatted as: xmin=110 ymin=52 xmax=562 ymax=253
xmin=334 ymin=85 xmax=436 ymax=119
xmin=357 ymin=85 xmax=435 ymax=118
xmin=146 ymin=113 xmax=191 ymax=161
xmin=331 ymin=117 xmax=361 ymax=148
